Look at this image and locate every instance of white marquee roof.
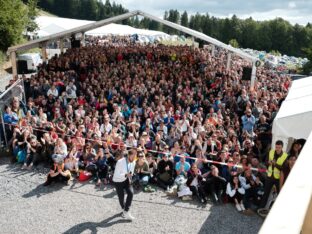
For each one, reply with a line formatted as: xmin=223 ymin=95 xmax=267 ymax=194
xmin=35 ymin=16 xmax=168 ymax=37
xmin=272 ymin=76 xmax=312 ymax=149
xmin=8 ymin=10 xmax=256 ymax=63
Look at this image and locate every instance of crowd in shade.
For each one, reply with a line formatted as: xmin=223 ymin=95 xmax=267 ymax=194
xmin=2 ymin=35 xmax=303 ymax=215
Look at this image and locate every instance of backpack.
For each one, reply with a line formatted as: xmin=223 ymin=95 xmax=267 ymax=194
xmin=17 ymin=150 xmax=27 ymax=163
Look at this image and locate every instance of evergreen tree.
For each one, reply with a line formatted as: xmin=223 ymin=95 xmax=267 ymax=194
xmin=181 ymin=11 xmax=188 ymax=27
xmin=0 ymin=0 xmax=29 ymax=51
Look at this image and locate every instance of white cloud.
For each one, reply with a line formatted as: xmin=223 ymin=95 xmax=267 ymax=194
xmin=288 ymin=1 xmax=296 ymax=9
xmin=239 ymin=8 xmax=311 ymax=25
xmin=114 ymin=0 xmax=312 ymax=25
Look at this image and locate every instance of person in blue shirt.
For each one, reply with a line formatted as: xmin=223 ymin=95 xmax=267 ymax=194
xmin=3 ymin=105 xmax=19 ymax=125
xmin=241 ymin=109 xmax=256 ymax=134
xmin=175 ymin=155 xmax=191 ymax=177
xmin=3 ymin=105 xmax=19 ymax=141
xmin=163 ymin=111 xmax=175 ymax=131
xmin=122 ymin=104 xmax=132 ymax=119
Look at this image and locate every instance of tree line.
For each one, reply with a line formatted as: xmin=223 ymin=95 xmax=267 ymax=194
xmin=1 ymin=0 xmax=312 ymax=72
xmin=36 ymin=1 xmax=312 ymax=58
xmin=37 ymin=0 xmax=128 ymax=21
xmin=161 ymin=10 xmax=312 ymax=58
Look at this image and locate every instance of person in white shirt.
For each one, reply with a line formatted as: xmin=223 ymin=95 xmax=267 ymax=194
xmin=66 ymin=81 xmax=77 ymax=99
xmin=75 ymin=105 xmax=85 ymax=118
xmin=226 ymin=175 xmax=246 ymax=212
xmin=179 ymin=114 xmax=189 ymax=133
xmin=125 ymin=133 xmax=137 ymax=148
xmin=47 ymin=85 xmax=59 ymax=98
xmin=113 ymin=149 xmax=136 ymax=220
xmin=100 ymin=114 xmax=112 ymax=134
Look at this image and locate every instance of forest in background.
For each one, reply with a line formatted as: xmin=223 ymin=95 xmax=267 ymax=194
xmin=35 ymin=0 xmax=312 ymax=58
xmin=1 ymin=0 xmax=312 ymax=73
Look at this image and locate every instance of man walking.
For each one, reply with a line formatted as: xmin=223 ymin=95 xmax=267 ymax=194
xmin=113 ymin=149 xmax=136 ymax=220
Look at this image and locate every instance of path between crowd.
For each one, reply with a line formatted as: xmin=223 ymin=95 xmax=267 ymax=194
xmin=0 ymin=157 xmax=263 ymax=234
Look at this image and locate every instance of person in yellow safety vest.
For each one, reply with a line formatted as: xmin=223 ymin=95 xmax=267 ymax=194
xmin=258 ymin=140 xmax=288 ymax=209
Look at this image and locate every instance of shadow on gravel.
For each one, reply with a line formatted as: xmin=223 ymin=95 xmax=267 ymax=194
xmin=103 ymin=189 xmax=117 ymax=199
xmin=63 ymin=213 xmax=131 ymax=234
xmin=197 ymin=204 xmax=262 ymax=234
xmin=22 ymin=183 xmax=65 ymax=198
xmin=0 ymin=164 xmax=34 ymax=178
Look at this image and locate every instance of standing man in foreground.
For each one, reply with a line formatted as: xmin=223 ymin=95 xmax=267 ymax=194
xmin=113 ymin=149 xmax=136 ymax=220
xmin=258 ymin=140 xmax=288 ymax=217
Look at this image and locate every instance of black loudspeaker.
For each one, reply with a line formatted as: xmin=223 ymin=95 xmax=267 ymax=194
xmin=71 ymin=39 xmax=81 ymax=48
xmin=17 ymin=60 xmax=28 ymax=74
xmin=242 ymin=67 xmax=252 ymax=80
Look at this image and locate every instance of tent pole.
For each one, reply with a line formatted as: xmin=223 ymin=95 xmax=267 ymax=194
xmin=60 ymin=38 xmax=64 ymax=53
xmin=211 ymin=45 xmax=215 ymax=57
xmin=41 ymin=42 xmax=47 ymax=62
xmin=81 ymin=33 xmax=85 ymax=47
xmin=250 ymin=61 xmax=257 ymax=91
xmin=11 ymin=51 xmax=17 ymax=76
xmin=226 ymin=53 xmax=232 ymax=70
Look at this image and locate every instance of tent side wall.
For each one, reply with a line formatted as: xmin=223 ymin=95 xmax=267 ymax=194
xmin=272 ymin=112 xmax=312 ymax=151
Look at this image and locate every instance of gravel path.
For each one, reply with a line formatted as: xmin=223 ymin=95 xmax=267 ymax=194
xmin=0 ymin=74 xmax=12 ymax=92
xmin=0 ymin=156 xmax=263 ymax=234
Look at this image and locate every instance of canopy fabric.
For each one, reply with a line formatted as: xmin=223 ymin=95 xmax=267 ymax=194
xmin=35 ymin=16 xmax=168 ymax=37
xmin=40 ymin=23 xmax=66 ymax=35
xmin=272 ymin=76 xmax=312 ymax=150
xmin=36 ymin=16 xmax=91 ymax=31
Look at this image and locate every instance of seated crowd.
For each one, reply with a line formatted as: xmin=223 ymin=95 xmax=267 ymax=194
xmin=2 ymin=35 xmax=302 ymax=213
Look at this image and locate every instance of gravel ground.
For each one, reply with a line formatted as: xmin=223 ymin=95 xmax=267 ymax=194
xmin=0 ymin=74 xmax=12 ymax=92
xmin=0 ymin=156 xmax=263 ymax=234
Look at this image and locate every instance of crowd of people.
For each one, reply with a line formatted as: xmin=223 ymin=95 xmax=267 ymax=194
xmin=2 ymin=35 xmax=303 ymax=215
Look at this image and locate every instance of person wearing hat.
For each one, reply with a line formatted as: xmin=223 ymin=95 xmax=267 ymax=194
xmin=125 ymin=133 xmax=137 ymax=148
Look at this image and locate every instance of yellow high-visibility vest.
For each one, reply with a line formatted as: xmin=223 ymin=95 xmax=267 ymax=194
xmin=267 ymin=149 xmax=288 ymax=179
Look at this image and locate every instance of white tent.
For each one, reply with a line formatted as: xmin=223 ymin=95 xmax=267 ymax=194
xmin=35 ymin=16 xmax=168 ymax=38
xmin=36 ymin=16 xmax=91 ymax=31
xmin=40 ymin=23 xmax=66 ymax=35
xmin=272 ymin=76 xmax=312 ymax=150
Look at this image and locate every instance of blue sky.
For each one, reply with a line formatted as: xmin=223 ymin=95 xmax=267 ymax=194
xmin=114 ymin=0 xmax=312 ymax=25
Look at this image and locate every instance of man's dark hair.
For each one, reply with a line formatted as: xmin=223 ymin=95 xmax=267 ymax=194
xmin=115 ymin=150 xmax=123 ymax=159
xmin=275 ymin=140 xmax=284 ymax=147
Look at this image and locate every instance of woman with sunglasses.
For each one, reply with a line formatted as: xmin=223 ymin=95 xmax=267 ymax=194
xmin=133 ymin=152 xmax=150 ymax=189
